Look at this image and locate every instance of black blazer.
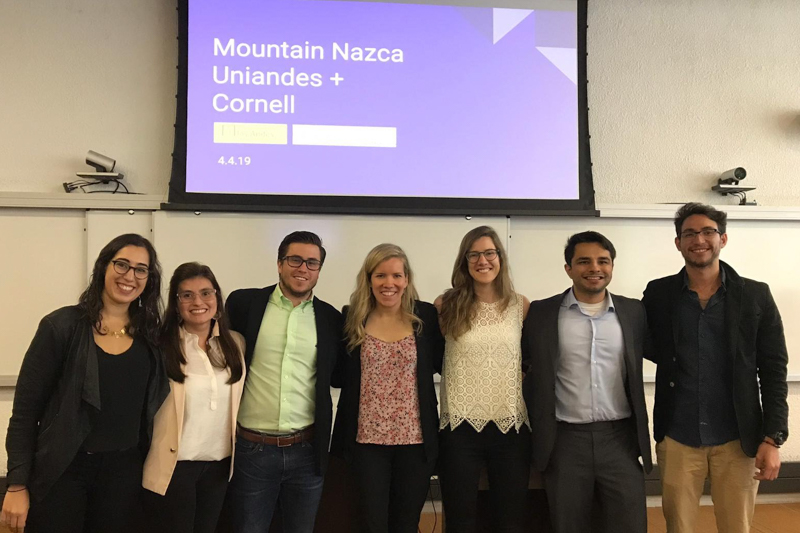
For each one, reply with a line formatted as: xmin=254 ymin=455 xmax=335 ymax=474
xmin=521 ymin=290 xmax=652 ymax=473
xmin=642 ymin=261 xmax=789 ymax=457
xmin=226 ymin=284 xmax=344 ymax=475
xmin=5 ymin=305 xmax=169 ymax=501
xmin=330 ymin=302 xmax=444 ymax=463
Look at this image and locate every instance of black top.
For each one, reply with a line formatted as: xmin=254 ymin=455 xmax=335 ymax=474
xmin=643 ymin=261 xmax=790 ymax=458
xmin=5 ymin=306 xmax=169 ymax=501
xmin=82 ymin=337 xmax=152 ymax=452
xmin=669 ymin=273 xmax=739 ymax=447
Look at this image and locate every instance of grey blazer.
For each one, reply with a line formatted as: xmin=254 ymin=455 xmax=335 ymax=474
xmin=521 ymin=290 xmax=652 ymax=473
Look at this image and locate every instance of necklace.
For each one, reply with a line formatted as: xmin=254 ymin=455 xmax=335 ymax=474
xmin=103 ymin=326 xmax=128 ymax=338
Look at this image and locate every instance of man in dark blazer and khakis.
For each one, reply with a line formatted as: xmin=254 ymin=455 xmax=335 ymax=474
xmin=522 ymin=231 xmax=651 ymax=533
xmin=643 ymin=203 xmax=789 ymax=533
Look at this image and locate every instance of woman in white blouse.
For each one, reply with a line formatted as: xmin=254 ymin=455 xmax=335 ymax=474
xmin=142 ymin=262 xmax=245 ymax=533
xmin=435 ymin=226 xmax=531 ymax=533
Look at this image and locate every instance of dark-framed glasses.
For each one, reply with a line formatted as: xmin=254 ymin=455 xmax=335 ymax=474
xmin=111 ymin=260 xmax=149 ymax=280
xmin=466 ymin=249 xmax=499 ymax=263
xmin=177 ymin=288 xmax=217 ymax=303
xmin=281 ymin=255 xmax=322 ymax=271
xmin=680 ymin=228 xmax=721 ymax=240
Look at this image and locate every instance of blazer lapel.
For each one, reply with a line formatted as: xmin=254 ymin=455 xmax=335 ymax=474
xmin=546 ymin=292 xmax=566 ymax=379
xmin=613 ymin=296 xmax=636 ymax=392
xmin=173 ymin=380 xmax=186 ymax=442
xmin=724 ymin=274 xmax=743 ymax=369
xmin=244 ymin=287 xmax=273 ymax=364
xmin=668 ymin=272 xmax=683 ymax=350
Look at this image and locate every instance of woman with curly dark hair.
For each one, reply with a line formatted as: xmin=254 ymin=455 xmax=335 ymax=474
xmin=1 ymin=234 xmax=169 ymax=533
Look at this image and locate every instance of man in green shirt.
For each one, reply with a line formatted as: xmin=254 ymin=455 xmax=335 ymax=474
xmin=226 ymin=231 xmax=343 ymax=533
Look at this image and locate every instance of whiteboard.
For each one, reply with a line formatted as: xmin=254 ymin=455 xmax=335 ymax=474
xmin=2 ymin=208 xmax=797 ymax=382
xmin=2 ymin=209 xmax=86 ymax=378
xmin=509 ymin=216 xmax=800 ymax=380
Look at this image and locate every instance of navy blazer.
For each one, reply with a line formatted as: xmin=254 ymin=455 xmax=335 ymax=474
xmin=522 ymin=290 xmax=653 ymax=473
xmin=642 ymin=261 xmax=789 ymax=457
xmin=226 ymin=284 xmax=344 ymax=475
xmin=330 ymin=301 xmax=444 ymax=463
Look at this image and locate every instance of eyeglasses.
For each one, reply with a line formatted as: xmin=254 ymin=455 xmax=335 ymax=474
xmin=465 ymin=249 xmax=499 ymax=263
xmin=177 ymin=289 xmax=217 ymax=303
xmin=111 ymin=260 xmax=149 ymax=280
xmin=281 ymin=255 xmax=322 ymax=271
xmin=680 ymin=228 xmax=722 ymax=240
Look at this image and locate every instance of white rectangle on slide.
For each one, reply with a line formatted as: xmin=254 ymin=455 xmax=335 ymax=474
xmin=292 ymin=125 xmax=397 ymax=148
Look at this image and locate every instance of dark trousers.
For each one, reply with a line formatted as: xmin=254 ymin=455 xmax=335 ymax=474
xmin=353 ymin=443 xmax=435 ymax=533
xmin=439 ymin=423 xmax=531 ymax=533
xmin=27 ymin=448 xmax=144 ymax=533
xmin=543 ymin=419 xmax=646 ymax=533
xmin=143 ymin=458 xmax=231 ymax=533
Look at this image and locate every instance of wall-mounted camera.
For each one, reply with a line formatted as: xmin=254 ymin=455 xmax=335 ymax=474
xmin=711 ymin=167 xmax=756 ymax=205
xmin=63 ymin=150 xmax=130 ymax=194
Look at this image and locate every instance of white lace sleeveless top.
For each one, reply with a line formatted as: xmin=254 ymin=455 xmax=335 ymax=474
xmin=440 ymin=295 xmax=529 ymax=433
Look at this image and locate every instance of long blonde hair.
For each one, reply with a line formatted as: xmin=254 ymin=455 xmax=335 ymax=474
xmin=439 ymin=226 xmax=515 ymax=339
xmin=344 ymin=243 xmax=422 ymax=351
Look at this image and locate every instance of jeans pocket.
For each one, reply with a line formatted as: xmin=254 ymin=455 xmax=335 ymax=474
xmin=235 ymin=438 xmax=262 ymax=456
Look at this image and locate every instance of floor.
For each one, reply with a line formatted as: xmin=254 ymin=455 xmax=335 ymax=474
xmin=417 ymin=495 xmax=800 ymax=533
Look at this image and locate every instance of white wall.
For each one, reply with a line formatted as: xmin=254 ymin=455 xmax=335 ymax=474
xmin=1 ymin=0 xmax=798 ymax=470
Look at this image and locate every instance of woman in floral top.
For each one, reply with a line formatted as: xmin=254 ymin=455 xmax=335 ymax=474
xmin=331 ymin=244 xmax=444 ymax=533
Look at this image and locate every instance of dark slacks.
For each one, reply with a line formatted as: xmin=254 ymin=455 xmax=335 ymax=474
xmin=438 ymin=423 xmax=531 ymax=533
xmin=543 ymin=419 xmax=646 ymax=533
xmin=143 ymin=458 xmax=231 ymax=533
xmin=26 ymin=448 xmax=144 ymax=533
xmin=353 ymin=443 xmax=435 ymax=533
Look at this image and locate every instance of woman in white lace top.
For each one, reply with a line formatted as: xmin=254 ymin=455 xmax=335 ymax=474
xmin=435 ymin=226 xmax=531 ymax=533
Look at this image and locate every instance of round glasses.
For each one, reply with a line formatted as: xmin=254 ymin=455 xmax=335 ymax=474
xmin=111 ymin=260 xmax=149 ymax=280
xmin=177 ymin=289 xmax=217 ymax=303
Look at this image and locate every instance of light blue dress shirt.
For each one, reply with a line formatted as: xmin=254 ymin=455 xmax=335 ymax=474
xmin=555 ymin=289 xmax=631 ymax=423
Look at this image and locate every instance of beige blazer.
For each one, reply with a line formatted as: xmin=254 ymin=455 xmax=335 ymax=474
xmin=142 ymin=328 xmax=246 ymax=495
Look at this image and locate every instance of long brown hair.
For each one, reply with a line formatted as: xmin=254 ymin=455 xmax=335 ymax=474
xmin=344 ymin=244 xmax=421 ymax=352
xmin=439 ymin=226 xmax=515 ymax=339
xmin=79 ymin=233 xmax=162 ymax=344
xmin=161 ymin=262 xmax=243 ymax=384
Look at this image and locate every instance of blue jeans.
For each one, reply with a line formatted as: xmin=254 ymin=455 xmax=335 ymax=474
xmin=228 ymin=436 xmax=324 ymax=533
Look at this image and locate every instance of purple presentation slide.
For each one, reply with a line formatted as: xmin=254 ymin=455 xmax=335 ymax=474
xmin=186 ymin=0 xmax=578 ymax=199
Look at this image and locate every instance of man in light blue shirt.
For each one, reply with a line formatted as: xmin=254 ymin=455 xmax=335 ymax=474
xmin=522 ymin=231 xmax=651 ymax=533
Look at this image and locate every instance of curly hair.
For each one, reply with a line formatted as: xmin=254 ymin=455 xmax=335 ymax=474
xmin=78 ymin=234 xmax=162 ymax=344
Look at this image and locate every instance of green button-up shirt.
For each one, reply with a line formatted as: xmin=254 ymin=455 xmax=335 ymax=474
xmin=238 ymin=285 xmax=317 ymax=433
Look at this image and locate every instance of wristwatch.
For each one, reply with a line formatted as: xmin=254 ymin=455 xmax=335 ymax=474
xmin=765 ymin=431 xmax=787 ymax=446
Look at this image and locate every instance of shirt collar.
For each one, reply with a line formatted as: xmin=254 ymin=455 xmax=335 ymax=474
xmin=272 ymin=284 xmax=314 ymax=310
xmin=681 ymin=268 xmax=727 ymax=291
xmin=562 ymin=287 xmax=615 ymax=313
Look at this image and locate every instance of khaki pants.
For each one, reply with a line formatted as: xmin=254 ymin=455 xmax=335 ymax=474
xmin=656 ymin=436 xmax=759 ymax=533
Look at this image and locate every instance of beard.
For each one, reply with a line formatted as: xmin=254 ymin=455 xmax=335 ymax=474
xmin=682 ymin=247 xmax=720 ymax=269
xmin=279 ymin=273 xmax=315 ymax=300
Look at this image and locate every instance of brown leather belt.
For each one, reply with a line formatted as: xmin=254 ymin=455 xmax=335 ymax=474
xmin=237 ymin=424 xmax=315 ymax=447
